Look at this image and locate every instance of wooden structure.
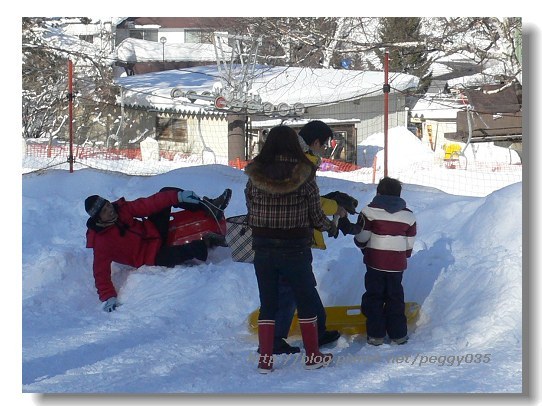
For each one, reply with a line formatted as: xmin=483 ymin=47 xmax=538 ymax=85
xmin=445 ymin=83 xmax=522 ymax=145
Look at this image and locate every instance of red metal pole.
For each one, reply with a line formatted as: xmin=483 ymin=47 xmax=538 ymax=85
xmin=383 ymin=50 xmax=389 ymax=178
xmin=68 ymin=59 xmax=74 ymax=173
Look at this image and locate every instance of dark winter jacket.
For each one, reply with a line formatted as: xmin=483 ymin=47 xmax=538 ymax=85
xmin=354 ymin=194 xmax=417 ymax=272
xmin=244 ymin=155 xmax=333 ymax=239
xmin=85 ymin=190 xmax=179 ymax=301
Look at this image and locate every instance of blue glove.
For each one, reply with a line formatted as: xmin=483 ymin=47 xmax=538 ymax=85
xmin=178 ymin=190 xmax=201 ymax=205
xmin=338 ymin=216 xmax=363 ymax=236
xmin=103 ymin=297 xmax=118 ymax=312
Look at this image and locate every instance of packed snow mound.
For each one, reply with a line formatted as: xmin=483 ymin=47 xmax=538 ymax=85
xmin=356 ymin=126 xmax=521 ymax=169
xmin=22 ymin=167 xmax=522 ymax=393
xmin=415 ymin=183 xmax=522 ymax=351
xmin=358 ymin=127 xmax=434 ymax=169
xmin=461 ymin=142 xmax=521 ymax=164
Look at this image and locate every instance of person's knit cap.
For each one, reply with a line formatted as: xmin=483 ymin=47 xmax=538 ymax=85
xmin=85 ymin=195 xmax=107 ymax=218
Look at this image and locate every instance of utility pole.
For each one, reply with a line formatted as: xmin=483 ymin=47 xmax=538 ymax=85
xmin=160 ymin=37 xmax=167 ymax=70
xmin=67 ymin=59 xmax=74 ymax=173
xmin=383 ymin=49 xmax=390 ymax=178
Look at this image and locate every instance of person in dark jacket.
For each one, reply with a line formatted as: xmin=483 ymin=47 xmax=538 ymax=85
xmin=245 ymin=125 xmax=337 ymax=373
xmin=85 ymin=187 xmax=231 ymax=312
xmin=269 ymin=120 xmax=348 ymax=355
xmin=353 ymin=177 xmax=417 ymax=345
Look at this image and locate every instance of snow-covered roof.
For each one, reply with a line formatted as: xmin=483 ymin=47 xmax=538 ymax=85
xmin=114 ymin=37 xmax=229 ymax=63
xmin=428 ymin=52 xmax=482 ymax=81
xmin=250 ymin=67 xmax=418 ymax=105
xmin=115 ymin=65 xmax=419 ymax=113
xmin=41 ymin=26 xmax=104 ymax=60
xmin=410 ymin=96 xmax=466 ymax=120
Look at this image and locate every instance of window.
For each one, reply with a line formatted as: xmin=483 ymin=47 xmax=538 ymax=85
xmin=129 ymin=29 xmax=158 ymax=42
xmin=185 ymin=29 xmax=213 ymax=44
xmin=324 ymin=131 xmax=347 ymax=160
xmin=156 ymin=116 xmax=188 ymax=142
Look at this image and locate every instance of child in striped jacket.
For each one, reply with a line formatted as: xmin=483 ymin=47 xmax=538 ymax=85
xmin=353 ymin=177 xmax=417 ymax=346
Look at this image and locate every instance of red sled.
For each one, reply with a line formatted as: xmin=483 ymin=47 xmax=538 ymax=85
xmin=167 ymin=210 xmax=227 ymax=246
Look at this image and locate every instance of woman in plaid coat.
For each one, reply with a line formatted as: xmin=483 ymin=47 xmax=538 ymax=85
xmin=244 ymin=125 xmax=337 ymax=373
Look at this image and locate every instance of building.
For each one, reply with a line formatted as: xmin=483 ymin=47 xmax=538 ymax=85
xmin=115 ymin=65 xmax=419 ymax=163
xmin=113 ymin=17 xmax=238 ymax=75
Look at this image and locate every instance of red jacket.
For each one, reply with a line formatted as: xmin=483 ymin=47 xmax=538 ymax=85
xmin=86 ymin=190 xmax=179 ymax=301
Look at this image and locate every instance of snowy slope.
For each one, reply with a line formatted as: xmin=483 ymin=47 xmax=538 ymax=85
xmin=22 ymin=164 xmax=522 ymax=394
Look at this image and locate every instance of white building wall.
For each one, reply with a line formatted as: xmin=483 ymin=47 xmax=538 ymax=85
xmin=307 ymin=93 xmax=408 ymax=143
xmin=62 ymin=21 xmax=115 ymax=51
xmin=188 ymin=116 xmax=228 ymax=162
xmin=157 ymin=29 xmax=186 ymax=44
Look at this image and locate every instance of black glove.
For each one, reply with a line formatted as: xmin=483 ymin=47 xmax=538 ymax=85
xmin=338 ymin=216 xmax=363 ymax=236
xmin=327 ymin=222 xmax=339 ymax=239
xmin=322 ymin=191 xmax=358 ymax=215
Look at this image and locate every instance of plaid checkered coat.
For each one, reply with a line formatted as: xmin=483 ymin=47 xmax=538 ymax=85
xmin=244 ymin=155 xmax=333 ymax=239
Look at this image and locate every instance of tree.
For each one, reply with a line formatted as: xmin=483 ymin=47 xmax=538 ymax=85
xmin=235 ymin=17 xmax=378 ymax=69
xmin=22 ymin=17 xmax=120 ymax=144
xmin=376 ymin=17 xmax=432 ymax=92
xmin=23 ymin=17 xmax=522 ymax=144
xmin=233 ymin=17 xmax=521 ymax=91
xmin=421 ymin=17 xmax=522 ymax=88
xmin=22 ymin=18 xmax=70 ymax=139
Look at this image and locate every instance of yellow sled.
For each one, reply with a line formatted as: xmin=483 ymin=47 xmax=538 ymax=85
xmin=248 ymin=302 xmax=421 ymax=336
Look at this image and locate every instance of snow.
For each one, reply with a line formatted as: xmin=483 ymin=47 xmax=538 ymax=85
xmin=359 ymin=126 xmax=521 ymax=169
xmin=116 ymin=65 xmax=419 ymax=112
xmin=115 ymin=37 xmax=228 ymax=63
xmin=12 ymin=8 xmax=541 ymax=406
xmin=21 ymin=125 xmax=524 ymax=397
xmin=410 ymin=96 xmax=465 ymax=120
xmin=359 ymin=127 xmax=436 ymax=171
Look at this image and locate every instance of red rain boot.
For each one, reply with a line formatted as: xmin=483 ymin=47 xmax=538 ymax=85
xmin=299 ymin=316 xmax=333 ymax=370
xmin=257 ymin=320 xmax=275 ymax=374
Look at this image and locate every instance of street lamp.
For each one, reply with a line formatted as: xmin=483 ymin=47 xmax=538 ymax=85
xmin=160 ymin=36 xmax=167 ymax=68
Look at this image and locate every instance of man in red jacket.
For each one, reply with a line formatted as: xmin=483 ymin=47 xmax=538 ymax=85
xmin=85 ymin=187 xmax=231 ymax=312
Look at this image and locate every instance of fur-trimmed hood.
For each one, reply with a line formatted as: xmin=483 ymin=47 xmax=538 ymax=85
xmin=245 ymin=155 xmax=315 ymax=194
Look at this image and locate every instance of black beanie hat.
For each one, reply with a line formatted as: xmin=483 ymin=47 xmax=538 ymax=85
xmin=85 ymin=195 xmax=107 ymax=218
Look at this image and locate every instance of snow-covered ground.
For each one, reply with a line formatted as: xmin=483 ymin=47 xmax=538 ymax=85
xmin=10 ymin=6 xmax=542 ymax=406
xmin=21 ymin=153 xmax=524 ymax=397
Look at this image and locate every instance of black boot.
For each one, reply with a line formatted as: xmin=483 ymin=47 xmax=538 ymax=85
xmin=202 ymin=189 xmax=232 ymax=220
xmin=319 ymin=330 xmax=341 ymax=346
xmin=273 ymin=338 xmax=301 ymax=354
xmin=202 ymin=232 xmax=228 ymax=248
xmin=257 ymin=338 xmax=301 ymax=355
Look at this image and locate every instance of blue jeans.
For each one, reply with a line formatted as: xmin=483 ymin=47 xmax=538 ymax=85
xmin=275 ymin=281 xmax=327 ymax=339
xmin=361 ymin=266 xmax=407 ymax=339
xmin=253 ymin=237 xmax=322 ymax=321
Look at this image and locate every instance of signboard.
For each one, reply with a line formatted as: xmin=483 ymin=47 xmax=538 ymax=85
xmin=171 ymin=87 xmax=304 ymax=117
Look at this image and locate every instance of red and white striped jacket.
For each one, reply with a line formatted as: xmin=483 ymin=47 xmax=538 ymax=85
xmin=354 ymin=194 xmax=416 ymax=272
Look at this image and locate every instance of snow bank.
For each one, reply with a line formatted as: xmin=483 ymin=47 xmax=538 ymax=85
xmin=358 ymin=126 xmax=435 ymax=170
xmin=22 ymin=166 xmax=522 ymax=393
